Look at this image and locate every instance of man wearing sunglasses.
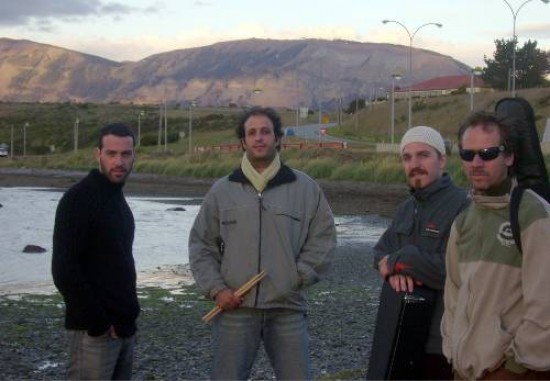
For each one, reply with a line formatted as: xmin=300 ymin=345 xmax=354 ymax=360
xmin=373 ymin=126 xmax=469 ymax=380
xmin=442 ymin=111 xmax=550 ymax=380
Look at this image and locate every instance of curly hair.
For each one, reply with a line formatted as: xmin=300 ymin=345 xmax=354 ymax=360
xmin=235 ymin=106 xmax=284 ymax=140
xmin=458 ymin=111 xmax=521 ymax=156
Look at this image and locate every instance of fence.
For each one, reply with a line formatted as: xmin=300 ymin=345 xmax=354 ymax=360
xmin=196 ymin=142 xmax=347 ymax=152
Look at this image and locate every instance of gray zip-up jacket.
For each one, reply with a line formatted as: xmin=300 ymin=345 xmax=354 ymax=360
xmin=373 ymin=173 xmax=469 ymax=354
xmin=189 ymin=165 xmax=336 ymax=311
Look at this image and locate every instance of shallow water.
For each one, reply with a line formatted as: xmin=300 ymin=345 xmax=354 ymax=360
xmin=0 ymin=187 xmax=388 ymax=292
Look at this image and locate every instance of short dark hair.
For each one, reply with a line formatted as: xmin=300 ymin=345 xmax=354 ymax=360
xmin=98 ymin=123 xmax=135 ymax=149
xmin=458 ymin=111 xmax=519 ymax=156
xmin=236 ymin=106 xmax=284 ymax=140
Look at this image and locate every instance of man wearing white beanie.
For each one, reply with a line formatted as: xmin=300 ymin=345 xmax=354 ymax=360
xmin=371 ymin=126 xmax=469 ymax=379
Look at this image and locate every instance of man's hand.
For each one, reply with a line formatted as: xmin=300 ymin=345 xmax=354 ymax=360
xmin=388 ymin=274 xmax=414 ymax=292
xmin=388 ymin=274 xmax=422 ymax=293
xmin=378 ymin=255 xmax=422 ymax=292
xmin=377 ymin=255 xmax=391 ymax=279
xmin=109 ymin=325 xmax=119 ymax=339
xmin=214 ymin=288 xmax=243 ymax=311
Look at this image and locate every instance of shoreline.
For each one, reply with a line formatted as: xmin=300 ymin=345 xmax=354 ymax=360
xmin=0 ymin=264 xmax=196 ymax=297
xmin=0 ymin=167 xmax=408 ymax=217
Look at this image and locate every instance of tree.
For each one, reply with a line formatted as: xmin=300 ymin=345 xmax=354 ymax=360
xmin=482 ymin=39 xmax=549 ymax=90
xmin=516 ymin=40 xmax=549 ymax=88
xmin=346 ymin=98 xmax=366 ymax=114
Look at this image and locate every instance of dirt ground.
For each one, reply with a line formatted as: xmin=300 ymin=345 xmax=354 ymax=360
xmin=0 ymin=167 xmax=408 ymax=217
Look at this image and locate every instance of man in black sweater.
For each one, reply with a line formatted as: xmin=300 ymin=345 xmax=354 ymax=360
xmin=52 ymin=123 xmax=139 ymax=380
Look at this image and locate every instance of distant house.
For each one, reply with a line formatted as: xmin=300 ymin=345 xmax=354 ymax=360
xmin=394 ymin=75 xmax=488 ymax=99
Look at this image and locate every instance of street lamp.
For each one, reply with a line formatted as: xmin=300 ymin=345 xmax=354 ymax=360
xmin=23 ymin=122 xmax=29 ymax=157
xmin=317 ymin=60 xmax=324 ymax=144
xmin=137 ymin=110 xmax=145 ymax=147
xmin=252 ymin=88 xmax=262 ymax=106
xmin=377 ymin=87 xmax=385 ymax=103
xmin=382 ymin=19 xmax=442 ymax=129
xmin=470 ymin=67 xmax=482 ymax=110
xmin=391 ymin=74 xmax=402 ymax=146
xmin=501 ymin=0 xmax=549 ymax=97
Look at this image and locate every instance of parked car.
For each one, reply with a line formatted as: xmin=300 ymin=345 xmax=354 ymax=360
xmin=0 ymin=144 xmax=8 ymax=157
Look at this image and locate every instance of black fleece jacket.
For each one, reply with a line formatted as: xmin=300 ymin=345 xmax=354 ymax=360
xmin=52 ymin=169 xmax=139 ymax=337
xmin=372 ymin=173 xmax=469 ymax=354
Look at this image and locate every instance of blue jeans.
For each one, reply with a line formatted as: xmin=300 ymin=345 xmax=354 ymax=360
xmin=211 ymin=308 xmax=311 ymax=380
xmin=66 ymin=330 xmax=136 ymax=380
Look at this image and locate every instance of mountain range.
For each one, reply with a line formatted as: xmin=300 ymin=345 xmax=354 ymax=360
xmin=0 ymin=37 xmax=471 ymax=108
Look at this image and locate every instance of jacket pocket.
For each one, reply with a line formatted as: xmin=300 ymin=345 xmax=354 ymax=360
xmin=266 ymin=204 xmax=306 ymax=247
xmin=394 ymin=215 xmax=414 ymax=237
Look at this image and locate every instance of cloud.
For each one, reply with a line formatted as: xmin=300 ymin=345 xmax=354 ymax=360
xmin=0 ymin=0 xmax=142 ymax=27
xmin=64 ymin=23 xmax=363 ymax=62
xmin=521 ymin=23 xmax=550 ymax=39
xmin=192 ymin=1 xmax=214 ymax=6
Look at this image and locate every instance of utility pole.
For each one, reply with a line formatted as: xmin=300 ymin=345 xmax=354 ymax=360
xmin=137 ymin=110 xmax=144 ymax=147
xmin=164 ymin=95 xmax=168 ymax=152
xmin=73 ymin=115 xmax=79 ymax=153
xmin=10 ymin=124 xmax=14 ymax=159
xmin=354 ymin=96 xmax=359 ymax=131
xmin=157 ymin=104 xmax=162 ymax=150
xmin=188 ymin=100 xmax=197 ymax=154
xmin=23 ymin=122 xmax=29 ymax=157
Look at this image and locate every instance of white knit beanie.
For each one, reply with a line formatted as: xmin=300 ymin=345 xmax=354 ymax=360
xmin=400 ymin=126 xmax=446 ymax=155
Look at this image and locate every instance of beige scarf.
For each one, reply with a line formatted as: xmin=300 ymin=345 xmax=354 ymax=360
xmin=241 ymin=152 xmax=281 ymax=192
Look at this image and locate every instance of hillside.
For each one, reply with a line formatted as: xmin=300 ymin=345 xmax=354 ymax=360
xmin=337 ymin=87 xmax=550 ymax=145
xmin=0 ymin=37 xmax=470 ymax=107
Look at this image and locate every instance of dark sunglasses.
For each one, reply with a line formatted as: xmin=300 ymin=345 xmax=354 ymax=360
xmin=459 ymin=145 xmax=506 ymax=162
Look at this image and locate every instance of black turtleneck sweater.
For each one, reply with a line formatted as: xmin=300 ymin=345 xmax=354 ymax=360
xmin=52 ymin=169 xmax=139 ymax=337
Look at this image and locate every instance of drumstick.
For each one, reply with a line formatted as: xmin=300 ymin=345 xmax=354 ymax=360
xmin=201 ymin=270 xmax=267 ymax=323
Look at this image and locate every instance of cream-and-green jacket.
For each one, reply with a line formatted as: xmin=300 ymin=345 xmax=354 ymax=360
xmin=442 ymin=185 xmax=550 ymax=379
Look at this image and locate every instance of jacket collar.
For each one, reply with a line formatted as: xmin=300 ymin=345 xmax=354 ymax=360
xmin=228 ymin=163 xmax=297 ymax=189
xmin=410 ymin=173 xmax=452 ymax=202
xmin=89 ymin=168 xmax=125 ymax=193
xmin=471 ymin=177 xmax=516 ymax=206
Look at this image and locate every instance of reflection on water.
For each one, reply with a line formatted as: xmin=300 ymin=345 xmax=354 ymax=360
xmin=335 ymin=215 xmax=388 ymax=243
xmin=0 ymin=187 xmax=389 ymax=290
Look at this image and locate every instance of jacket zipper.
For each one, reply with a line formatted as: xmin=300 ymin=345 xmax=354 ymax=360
xmin=254 ymin=192 xmax=263 ymax=307
xmin=453 ymin=270 xmax=473 ymax=377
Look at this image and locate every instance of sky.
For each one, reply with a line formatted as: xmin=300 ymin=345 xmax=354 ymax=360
xmin=0 ymin=0 xmax=549 ymax=68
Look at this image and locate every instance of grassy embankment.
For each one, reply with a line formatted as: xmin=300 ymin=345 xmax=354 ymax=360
xmin=1 ymin=87 xmax=549 ymax=186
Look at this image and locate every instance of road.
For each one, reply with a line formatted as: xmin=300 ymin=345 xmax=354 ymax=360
xmin=285 ymin=122 xmax=349 ymax=143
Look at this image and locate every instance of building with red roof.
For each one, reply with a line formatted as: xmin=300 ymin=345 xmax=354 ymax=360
xmin=394 ymin=74 xmax=488 ymax=99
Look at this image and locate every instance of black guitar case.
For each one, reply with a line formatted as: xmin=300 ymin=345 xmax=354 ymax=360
xmin=366 ymin=282 xmax=436 ymax=380
xmin=495 ymin=97 xmax=550 ymax=252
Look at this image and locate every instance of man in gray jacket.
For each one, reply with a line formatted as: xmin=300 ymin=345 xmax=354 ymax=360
xmin=189 ymin=106 xmax=336 ymax=380
xmin=373 ymin=126 xmax=469 ymax=379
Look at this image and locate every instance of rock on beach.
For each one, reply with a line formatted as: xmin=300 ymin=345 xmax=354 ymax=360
xmin=22 ymin=244 xmax=47 ymax=253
